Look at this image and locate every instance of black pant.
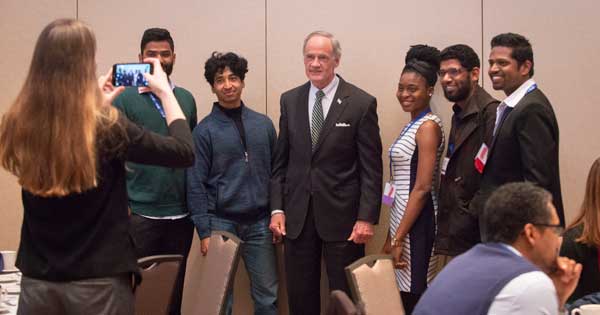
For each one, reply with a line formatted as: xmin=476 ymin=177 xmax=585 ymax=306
xmin=18 ymin=275 xmax=134 ymax=315
xmin=284 ymin=205 xmax=364 ymax=315
xmin=130 ymin=214 xmax=193 ymax=315
xmin=400 ymin=291 xmax=421 ymax=315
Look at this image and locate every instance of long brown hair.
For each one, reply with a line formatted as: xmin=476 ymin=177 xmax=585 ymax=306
xmin=0 ymin=19 xmax=122 ymax=197
xmin=568 ymin=157 xmax=600 ymax=246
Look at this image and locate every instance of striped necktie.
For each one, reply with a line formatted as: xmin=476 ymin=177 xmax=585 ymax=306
xmin=311 ymin=90 xmax=325 ymax=150
xmin=493 ymin=102 xmax=513 ymax=137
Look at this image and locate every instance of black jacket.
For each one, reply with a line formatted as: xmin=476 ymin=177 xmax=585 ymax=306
xmin=270 ymin=76 xmax=383 ymax=241
xmin=17 ymin=114 xmax=194 ymax=281
xmin=560 ymin=225 xmax=600 ymax=303
xmin=435 ymin=86 xmax=498 ymax=256
xmin=469 ymin=86 xmax=564 ymax=226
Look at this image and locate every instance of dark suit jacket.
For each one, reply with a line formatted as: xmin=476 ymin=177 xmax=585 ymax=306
xmin=270 ymin=76 xmax=383 ymax=241
xmin=469 ymin=87 xmax=565 ymax=226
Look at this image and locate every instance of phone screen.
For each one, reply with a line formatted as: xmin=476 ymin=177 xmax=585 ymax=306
xmin=112 ymin=63 xmax=152 ymax=87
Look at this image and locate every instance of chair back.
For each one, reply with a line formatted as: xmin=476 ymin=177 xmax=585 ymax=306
xmin=345 ymin=255 xmax=405 ymax=315
xmin=135 ymin=254 xmax=183 ymax=315
xmin=182 ymin=231 xmax=242 ymax=315
xmin=326 ymin=290 xmax=362 ymax=315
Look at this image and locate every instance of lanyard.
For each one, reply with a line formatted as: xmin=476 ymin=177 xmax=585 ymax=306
xmin=500 ymin=83 xmax=537 ymax=114
xmin=148 ymin=93 xmax=166 ymax=118
xmin=526 ymin=83 xmax=537 ymax=94
xmin=494 ymin=83 xmax=538 ymax=136
xmin=447 ymin=114 xmax=459 ymax=157
xmin=388 ymin=108 xmax=431 ymax=180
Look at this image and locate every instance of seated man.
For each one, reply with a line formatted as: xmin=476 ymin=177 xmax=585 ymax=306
xmin=414 ymin=182 xmax=581 ymax=315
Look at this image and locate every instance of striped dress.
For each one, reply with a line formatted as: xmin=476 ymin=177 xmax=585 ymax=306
xmin=388 ymin=112 xmax=444 ymax=294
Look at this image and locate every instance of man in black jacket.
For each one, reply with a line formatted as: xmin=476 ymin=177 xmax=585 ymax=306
xmin=469 ymin=33 xmax=564 ymax=227
xmin=269 ymin=31 xmax=382 ymax=315
xmin=436 ymin=44 xmax=499 ymax=258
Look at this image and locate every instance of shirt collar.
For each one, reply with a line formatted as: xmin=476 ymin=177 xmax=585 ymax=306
xmin=138 ymin=80 xmax=176 ymax=94
xmin=500 ymin=243 xmax=523 ymax=257
xmin=215 ymin=101 xmax=244 ymax=116
xmin=503 ymin=78 xmax=536 ymax=108
xmin=309 ymin=75 xmax=339 ymax=99
xmin=452 ymin=103 xmax=463 ymax=116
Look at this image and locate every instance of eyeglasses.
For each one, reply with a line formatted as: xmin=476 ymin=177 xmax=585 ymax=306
xmin=531 ymin=223 xmax=564 ymax=236
xmin=438 ymin=68 xmax=464 ymax=78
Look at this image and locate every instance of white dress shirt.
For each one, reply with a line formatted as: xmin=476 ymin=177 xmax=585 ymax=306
xmin=487 ymin=244 xmax=561 ymax=315
xmin=308 ymin=75 xmax=340 ymax=129
xmin=493 ymin=78 xmax=537 ymax=135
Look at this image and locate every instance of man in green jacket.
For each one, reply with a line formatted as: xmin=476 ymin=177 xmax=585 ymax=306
xmin=113 ymin=28 xmax=197 ymax=315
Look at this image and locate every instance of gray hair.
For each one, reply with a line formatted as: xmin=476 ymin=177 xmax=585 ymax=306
xmin=303 ymin=31 xmax=342 ymax=59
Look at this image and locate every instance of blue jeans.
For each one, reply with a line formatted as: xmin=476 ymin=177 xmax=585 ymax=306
xmin=210 ymin=215 xmax=278 ymax=315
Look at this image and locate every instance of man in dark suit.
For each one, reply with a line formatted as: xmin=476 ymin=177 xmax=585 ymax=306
xmin=469 ymin=33 xmax=564 ymax=227
xmin=269 ymin=31 xmax=383 ymax=314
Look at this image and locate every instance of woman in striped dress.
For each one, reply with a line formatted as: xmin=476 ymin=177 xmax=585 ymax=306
xmin=382 ymin=45 xmax=445 ymax=314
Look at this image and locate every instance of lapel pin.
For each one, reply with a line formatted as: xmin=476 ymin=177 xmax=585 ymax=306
xmin=337 ymin=98 xmax=342 ymax=104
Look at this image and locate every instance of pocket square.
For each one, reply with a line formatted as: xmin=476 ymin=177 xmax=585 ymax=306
xmin=335 ymin=122 xmax=351 ymax=127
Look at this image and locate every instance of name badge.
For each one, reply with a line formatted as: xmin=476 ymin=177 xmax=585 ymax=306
xmin=382 ymin=182 xmax=396 ymax=206
xmin=441 ymin=157 xmax=450 ymax=176
xmin=474 ymin=143 xmax=489 ymax=174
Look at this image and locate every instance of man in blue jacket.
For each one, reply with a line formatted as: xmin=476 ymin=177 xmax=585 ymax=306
xmin=187 ymin=52 xmax=278 ymax=315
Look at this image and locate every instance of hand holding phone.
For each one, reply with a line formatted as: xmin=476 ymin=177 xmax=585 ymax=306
xmin=98 ymin=67 xmax=125 ymax=106
xmin=112 ymin=63 xmax=153 ymax=87
xmin=140 ymin=58 xmax=172 ymax=97
xmin=141 ymin=58 xmax=186 ymax=123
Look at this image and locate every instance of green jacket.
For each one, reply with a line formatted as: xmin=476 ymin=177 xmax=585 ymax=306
xmin=113 ymin=86 xmax=197 ymax=217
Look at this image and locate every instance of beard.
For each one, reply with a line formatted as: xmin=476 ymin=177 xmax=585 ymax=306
xmin=161 ymin=62 xmax=174 ymax=76
xmin=443 ymin=82 xmax=471 ymax=102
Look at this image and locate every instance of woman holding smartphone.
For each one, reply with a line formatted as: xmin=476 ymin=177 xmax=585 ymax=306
xmin=0 ymin=19 xmax=194 ymax=314
xmin=382 ymin=45 xmax=444 ymax=314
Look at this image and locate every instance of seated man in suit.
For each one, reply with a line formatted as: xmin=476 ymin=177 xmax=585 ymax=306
xmin=469 ymin=33 xmax=564 ymax=226
xmin=414 ymin=182 xmax=581 ymax=315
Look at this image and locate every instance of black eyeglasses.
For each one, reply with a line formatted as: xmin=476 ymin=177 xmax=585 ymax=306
xmin=532 ymin=223 xmax=564 ymax=235
xmin=438 ymin=68 xmax=464 ymax=78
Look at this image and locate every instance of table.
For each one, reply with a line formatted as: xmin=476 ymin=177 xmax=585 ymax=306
xmin=0 ymin=271 xmax=20 ymax=315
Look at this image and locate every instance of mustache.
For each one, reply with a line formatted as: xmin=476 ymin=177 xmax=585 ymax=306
xmin=161 ymin=62 xmax=173 ymax=76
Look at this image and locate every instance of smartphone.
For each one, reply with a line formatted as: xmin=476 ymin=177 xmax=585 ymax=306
xmin=112 ymin=63 xmax=153 ymax=87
